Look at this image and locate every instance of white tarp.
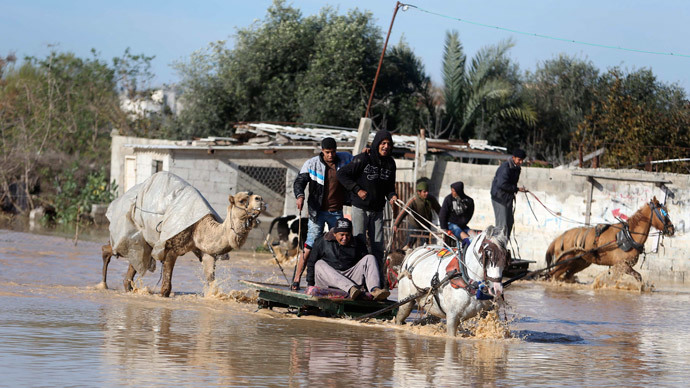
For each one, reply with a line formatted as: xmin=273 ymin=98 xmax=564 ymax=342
xmin=106 ymin=172 xmax=219 ymax=274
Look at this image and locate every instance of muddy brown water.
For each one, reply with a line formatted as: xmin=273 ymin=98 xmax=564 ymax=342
xmin=1 ymin=228 xmax=689 ymax=387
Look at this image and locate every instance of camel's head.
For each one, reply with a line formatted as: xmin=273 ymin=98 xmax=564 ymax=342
xmin=228 ymin=192 xmax=266 ymax=224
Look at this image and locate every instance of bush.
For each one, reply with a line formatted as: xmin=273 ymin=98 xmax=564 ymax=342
xmin=52 ymin=164 xmax=117 ymax=224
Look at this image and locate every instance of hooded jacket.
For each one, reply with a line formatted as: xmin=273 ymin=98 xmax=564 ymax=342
xmin=439 ymin=182 xmax=475 ymax=230
xmin=306 ymin=230 xmax=369 ymax=286
xmin=490 ymin=158 xmax=521 ymax=205
xmin=336 ymin=130 xmax=397 ymax=211
xmin=294 ymin=151 xmax=353 ymax=221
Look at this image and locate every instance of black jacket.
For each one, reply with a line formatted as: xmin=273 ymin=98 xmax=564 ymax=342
xmin=293 ymin=152 xmax=352 ymax=221
xmin=490 ymin=158 xmax=521 ymax=205
xmin=337 ymin=130 xmax=397 ymax=211
xmin=306 ymin=230 xmax=369 ymax=286
xmin=439 ymin=182 xmax=475 ymax=230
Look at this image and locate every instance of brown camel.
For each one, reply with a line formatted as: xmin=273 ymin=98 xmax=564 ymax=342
xmin=101 ymin=191 xmax=265 ymax=296
xmin=545 ymin=197 xmax=674 ymax=282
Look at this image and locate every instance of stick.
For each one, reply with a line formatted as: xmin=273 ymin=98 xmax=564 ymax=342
xmin=355 ymin=287 xmax=429 ymax=322
xmin=356 ymin=270 xmax=460 ymax=322
xmin=501 ymin=242 xmax=615 ymax=287
xmin=267 ymin=243 xmax=291 ymax=286
xmin=290 ymin=204 xmax=304 ymax=287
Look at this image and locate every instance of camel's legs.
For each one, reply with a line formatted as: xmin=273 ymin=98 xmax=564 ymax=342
xmin=161 ymin=254 xmax=178 ymax=297
xmin=101 ymin=244 xmax=113 ymax=288
xmin=201 ymin=254 xmax=216 ymax=283
xmin=124 ymin=264 xmax=137 ymax=292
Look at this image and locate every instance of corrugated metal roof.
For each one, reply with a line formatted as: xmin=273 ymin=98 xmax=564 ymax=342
xmin=124 ymin=122 xmax=507 ymax=157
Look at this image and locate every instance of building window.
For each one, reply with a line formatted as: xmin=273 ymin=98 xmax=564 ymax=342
xmin=152 ymin=160 xmax=163 ymax=174
xmin=237 ymin=165 xmax=286 ymax=195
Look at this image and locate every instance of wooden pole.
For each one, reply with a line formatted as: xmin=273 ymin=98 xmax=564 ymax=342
xmin=365 ymin=2 xmax=402 ymax=118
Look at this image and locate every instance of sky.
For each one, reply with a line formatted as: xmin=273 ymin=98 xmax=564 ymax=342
xmin=2 ymin=0 xmax=689 ymax=94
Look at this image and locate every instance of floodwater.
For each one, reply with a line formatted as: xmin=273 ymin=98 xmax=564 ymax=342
xmin=1 ymin=228 xmax=690 ymax=387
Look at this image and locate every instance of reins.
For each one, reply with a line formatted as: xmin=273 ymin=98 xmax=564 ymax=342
xmin=526 ymin=191 xmax=671 ymax=237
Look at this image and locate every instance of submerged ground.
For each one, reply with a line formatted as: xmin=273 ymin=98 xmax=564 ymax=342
xmin=1 ymin=228 xmax=689 ymax=387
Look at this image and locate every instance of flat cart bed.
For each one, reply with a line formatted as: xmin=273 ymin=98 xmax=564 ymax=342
xmin=241 ymin=280 xmax=397 ymax=319
xmin=504 ymin=258 xmax=535 ymax=278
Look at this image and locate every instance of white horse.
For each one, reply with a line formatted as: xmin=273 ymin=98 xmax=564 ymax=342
xmin=395 ymin=226 xmax=508 ymax=336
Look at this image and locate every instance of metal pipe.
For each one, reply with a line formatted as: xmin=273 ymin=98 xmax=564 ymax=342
xmin=365 ymin=1 xmax=403 ymax=118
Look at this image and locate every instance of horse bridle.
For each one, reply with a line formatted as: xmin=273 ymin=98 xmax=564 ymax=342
xmin=649 ymin=201 xmax=673 ymax=235
xmin=479 ymin=242 xmax=505 ymax=283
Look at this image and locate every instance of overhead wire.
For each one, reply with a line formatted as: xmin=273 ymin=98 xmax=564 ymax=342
xmin=402 ymin=3 xmax=690 ymax=59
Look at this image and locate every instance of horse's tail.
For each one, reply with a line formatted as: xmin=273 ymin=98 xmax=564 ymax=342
xmin=545 ymin=238 xmax=556 ymax=268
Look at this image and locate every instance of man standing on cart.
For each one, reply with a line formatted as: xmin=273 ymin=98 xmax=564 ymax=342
xmin=292 ymin=137 xmax=353 ymax=290
xmin=337 ymin=130 xmax=398 ymax=279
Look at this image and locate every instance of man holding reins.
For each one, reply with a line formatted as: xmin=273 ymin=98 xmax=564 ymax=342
xmin=490 ymin=149 xmax=528 ymax=240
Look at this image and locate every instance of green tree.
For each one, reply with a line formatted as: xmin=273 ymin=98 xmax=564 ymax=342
xmin=573 ymin=68 xmax=690 ymax=172
xmin=522 ymin=55 xmax=599 ymax=162
xmin=427 ymin=31 xmax=535 ymax=142
xmin=173 ymin=0 xmax=429 ymax=136
xmin=296 ymin=7 xmax=381 ymax=127
xmin=0 ymin=48 xmax=152 ymax=216
xmin=371 ymin=39 xmax=431 ymax=134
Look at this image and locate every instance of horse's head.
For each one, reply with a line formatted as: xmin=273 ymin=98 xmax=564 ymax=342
xmin=469 ymin=226 xmax=509 ymax=297
xmin=650 ymin=196 xmax=674 ymax=236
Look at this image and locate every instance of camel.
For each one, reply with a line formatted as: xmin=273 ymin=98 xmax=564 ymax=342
xmin=100 ymin=172 xmax=265 ymax=296
xmin=545 ymin=197 xmax=674 ymax=282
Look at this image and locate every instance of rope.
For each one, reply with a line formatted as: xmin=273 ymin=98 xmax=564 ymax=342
xmin=501 ymin=240 xmax=618 ymax=287
xmin=393 ymin=198 xmax=458 ymax=248
xmin=525 ymin=191 xmax=666 ymax=237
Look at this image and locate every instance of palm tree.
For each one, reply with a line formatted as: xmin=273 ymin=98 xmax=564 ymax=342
xmin=428 ymin=31 xmax=535 ymax=141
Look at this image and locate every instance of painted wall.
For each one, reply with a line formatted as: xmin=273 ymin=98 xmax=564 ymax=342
xmin=419 ymin=161 xmax=690 ymax=283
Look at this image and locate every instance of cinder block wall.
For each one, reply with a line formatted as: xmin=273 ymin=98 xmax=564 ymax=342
xmin=418 ymin=161 xmax=690 ymax=283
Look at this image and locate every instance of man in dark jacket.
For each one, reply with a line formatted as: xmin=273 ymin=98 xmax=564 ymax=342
xmin=337 ymin=130 xmax=398 ymax=266
xmin=307 ymin=218 xmax=390 ymax=301
xmin=490 ymin=149 xmax=527 ymax=239
xmin=292 ymin=137 xmax=353 ymax=290
xmin=439 ymin=181 xmax=474 ymax=247
xmin=393 ymin=180 xmax=441 ymax=249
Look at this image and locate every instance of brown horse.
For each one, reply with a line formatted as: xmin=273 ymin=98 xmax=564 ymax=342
xmin=545 ymin=197 xmax=674 ymax=282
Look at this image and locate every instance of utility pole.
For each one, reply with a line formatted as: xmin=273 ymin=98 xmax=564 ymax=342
xmin=364 ymin=1 xmax=404 ymax=118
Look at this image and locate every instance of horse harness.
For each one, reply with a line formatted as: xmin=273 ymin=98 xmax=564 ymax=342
xmin=557 ymin=200 xmax=671 ymax=261
xmin=616 ymin=200 xmax=671 ymax=253
xmin=399 ymin=240 xmax=503 ymax=316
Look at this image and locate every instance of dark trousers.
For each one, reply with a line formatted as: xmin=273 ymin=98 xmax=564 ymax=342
xmin=492 ymin=199 xmax=514 ymax=240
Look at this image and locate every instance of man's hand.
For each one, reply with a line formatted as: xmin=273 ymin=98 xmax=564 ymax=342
xmin=357 ymin=189 xmax=368 ymax=200
xmin=296 ymin=196 xmax=304 ymax=211
xmin=518 ymin=186 xmax=528 ymax=193
xmin=291 ymin=281 xmax=300 ymax=291
xmin=389 ymin=195 xmax=398 ymax=207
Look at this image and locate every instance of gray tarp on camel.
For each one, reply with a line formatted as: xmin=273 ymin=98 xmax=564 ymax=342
xmin=106 ymin=172 xmax=219 ymax=274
